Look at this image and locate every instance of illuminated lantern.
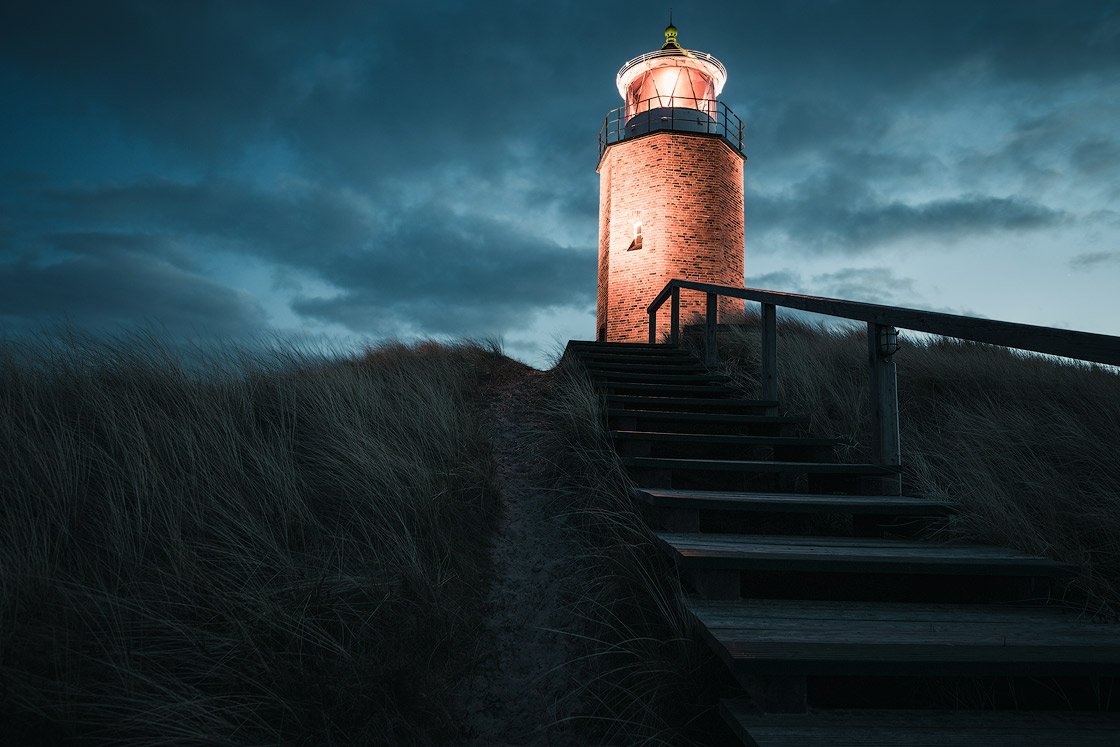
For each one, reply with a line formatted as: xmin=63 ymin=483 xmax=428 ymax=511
xmin=596 ymin=22 xmax=746 ymax=342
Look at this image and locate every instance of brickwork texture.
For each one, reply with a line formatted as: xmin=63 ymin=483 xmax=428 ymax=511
xmin=597 ymin=132 xmax=745 ymax=342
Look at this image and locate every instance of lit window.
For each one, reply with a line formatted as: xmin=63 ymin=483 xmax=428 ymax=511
xmin=628 ymin=215 xmax=643 ymax=251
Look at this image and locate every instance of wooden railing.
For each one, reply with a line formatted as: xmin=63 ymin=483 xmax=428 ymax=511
xmin=647 ymin=279 xmax=1120 ymax=484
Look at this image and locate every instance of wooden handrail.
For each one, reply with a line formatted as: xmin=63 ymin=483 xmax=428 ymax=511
xmin=648 ymin=279 xmax=1120 ymax=367
xmin=647 ymin=278 xmax=1120 ymax=495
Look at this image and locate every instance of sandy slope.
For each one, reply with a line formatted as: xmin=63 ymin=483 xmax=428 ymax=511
xmin=456 ymin=365 xmax=589 ymax=745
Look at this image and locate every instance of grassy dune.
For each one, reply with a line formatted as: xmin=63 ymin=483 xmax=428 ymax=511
xmin=0 ymin=334 xmax=502 ymax=744
xmin=2 ymin=321 xmax=1116 ymax=745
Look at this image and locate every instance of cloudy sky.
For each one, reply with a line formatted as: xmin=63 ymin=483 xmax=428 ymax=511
xmin=2 ymin=1 xmax=1117 ymax=366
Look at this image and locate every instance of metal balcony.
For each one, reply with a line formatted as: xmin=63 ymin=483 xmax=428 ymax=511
xmin=598 ymin=97 xmax=745 ymax=159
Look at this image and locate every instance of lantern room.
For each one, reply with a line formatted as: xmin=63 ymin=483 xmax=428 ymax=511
xmin=615 ymin=23 xmax=728 ymax=121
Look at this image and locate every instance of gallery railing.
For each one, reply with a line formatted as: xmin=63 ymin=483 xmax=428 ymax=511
xmin=598 ymin=97 xmax=745 ymax=158
xmin=647 ymin=278 xmax=1120 ymax=490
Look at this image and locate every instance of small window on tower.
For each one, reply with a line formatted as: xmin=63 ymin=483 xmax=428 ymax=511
xmin=627 ymin=217 xmax=643 ymax=251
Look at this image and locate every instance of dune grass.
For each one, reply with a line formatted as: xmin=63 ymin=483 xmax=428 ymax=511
xmin=528 ymin=360 xmax=736 ymax=746
xmin=0 ymin=333 xmax=503 ymax=745
xmin=4 ymin=318 xmax=1116 ymax=744
xmin=683 ymin=310 xmax=1120 ymax=614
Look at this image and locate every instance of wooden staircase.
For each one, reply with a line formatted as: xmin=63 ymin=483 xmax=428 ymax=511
xmin=565 ymin=340 xmax=1120 ymax=746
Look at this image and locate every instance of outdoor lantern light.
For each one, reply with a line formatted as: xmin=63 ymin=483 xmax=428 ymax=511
xmin=878 ymin=326 xmax=900 ymax=358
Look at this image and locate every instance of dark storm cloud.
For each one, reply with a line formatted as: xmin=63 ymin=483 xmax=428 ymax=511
xmin=27 ymin=178 xmax=592 ymax=336
xmin=1 ymin=1 xmax=1117 ymax=345
xmin=41 ymin=179 xmax=374 ymax=268
xmin=290 ymin=208 xmax=594 ymax=336
xmin=6 ymin=1 xmax=1114 ymax=180
xmin=0 ymin=232 xmax=267 ymax=338
xmin=748 ymin=172 xmax=1066 ymax=253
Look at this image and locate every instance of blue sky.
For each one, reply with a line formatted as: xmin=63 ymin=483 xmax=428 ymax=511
xmin=1 ymin=1 xmax=1117 ymax=366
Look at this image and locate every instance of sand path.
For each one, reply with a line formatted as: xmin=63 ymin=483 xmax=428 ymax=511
xmin=457 ymin=366 xmax=587 ymax=745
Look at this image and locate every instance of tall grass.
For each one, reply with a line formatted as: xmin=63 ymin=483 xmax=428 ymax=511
xmin=529 ymin=361 xmax=735 ymax=746
xmin=0 ymin=332 xmax=502 ymax=744
xmin=684 ymin=311 xmax=1120 ymax=614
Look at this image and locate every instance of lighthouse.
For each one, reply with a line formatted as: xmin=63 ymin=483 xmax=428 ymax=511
xmin=596 ymin=22 xmax=746 ymax=342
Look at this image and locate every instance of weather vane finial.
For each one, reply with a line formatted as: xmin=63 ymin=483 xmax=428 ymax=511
xmin=663 ymin=9 xmax=681 ymax=50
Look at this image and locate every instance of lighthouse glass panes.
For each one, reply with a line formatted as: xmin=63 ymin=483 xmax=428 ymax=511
xmin=625 ymin=64 xmax=717 ymax=119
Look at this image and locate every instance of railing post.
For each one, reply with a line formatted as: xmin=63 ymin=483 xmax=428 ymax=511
xmin=761 ymin=303 xmax=777 ymax=402
xmin=868 ymin=323 xmax=902 ymax=495
xmin=648 ymin=308 xmax=657 ymax=344
xmin=670 ymin=286 xmax=680 ymax=345
xmin=705 ymin=292 xmax=718 ymax=366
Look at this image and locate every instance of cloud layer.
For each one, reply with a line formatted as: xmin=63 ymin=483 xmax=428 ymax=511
xmin=1 ymin=1 xmax=1117 ymax=363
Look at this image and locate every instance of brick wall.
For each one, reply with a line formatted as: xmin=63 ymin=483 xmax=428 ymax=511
xmin=596 ymin=131 xmax=745 ymax=342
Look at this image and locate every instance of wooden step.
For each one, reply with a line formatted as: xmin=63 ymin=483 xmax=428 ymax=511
xmin=600 ymin=382 xmax=743 ymax=397
xmin=690 ymin=598 xmax=1120 ymax=679
xmin=615 ymin=432 xmax=834 ymax=462
xmin=613 ymin=432 xmax=833 ymax=448
xmin=590 ymin=371 xmax=730 ymax=383
xmin=720 ymin=701 xmax=1120 ymax=747
xmin=573 ymin=344 xmax=685 ymax=356
xmin=568 ymin=340 xmax=674 ymax=347
xmin=585 ymin=364 xmax=709 ymax=377
xmin=577 ymin=351 xmax=696 ymax=363
xmin=656 ymin=532 xmax=1075 ymax=579
xmin=636 ymin=488 xmax=954 ymax=516
xmin=625 ymin=457 xmax=895 ymax=476
xmin=611 ymin=408 xmax=804 ymax=437
xmin=607 ymin=396 xmax=779 ymax=412
xmin=610 ymin=409 xmax=804 ymax=425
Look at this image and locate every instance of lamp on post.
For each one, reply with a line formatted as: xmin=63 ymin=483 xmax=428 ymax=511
xmin=877 ymin=326 xmax=900 ymax=358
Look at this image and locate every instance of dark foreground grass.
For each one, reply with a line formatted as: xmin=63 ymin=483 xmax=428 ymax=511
xmin=0 ymin=333 xmax=502 ymax=745
xmin=5 ymin=321 xmax=1116 ymax=745
xmin=529 ymin=361 xmax=737 ymax=746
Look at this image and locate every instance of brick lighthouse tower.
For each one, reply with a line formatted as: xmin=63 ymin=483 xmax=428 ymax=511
xmin=596 ymin=22 xmax=746 ymax=342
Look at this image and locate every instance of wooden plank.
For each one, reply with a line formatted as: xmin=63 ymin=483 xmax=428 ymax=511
xmin=568 ymin=340 xmax=674 ymax=349
xmin=614 ymin=433 xmax=836 ymax=447
xmin=583 ymin=361 xmax=706 ymax=372
xmin=868 ymin=323 xmax=902 ymax=495
xmin=568 ymin=342 xmax=681 ymax=355
xmin=761 ymin=303 xmax=777 ymax=401
xmin=655 ymin=532 xmax=1075 ymax=576
xmin=600 ymin=383 xmax=743 ymax=396
xmin=637 ymin=489 xmax=954 ymax=515
xmin=670 ymin=285 xmax=680 ymax=344
xmin=690 ymin=598 xmax=1090 ymax=625
xmin=706 ymin=291 xmax=718 ymax=366
xmin=690 ymin=600 xmax=1120 ymax=677
xmin=577 ymin=352 xmax=700 ymax=362
xmin=606 ymin=396 xmax=780 ymax=409
xmin=608 ymin=409 xmax=804 ymax=424
xmin=721 ymin=702 xmax=1120 ymax=747
xmin=624 ymin=457 xmax=896 ymax=475
xmin=572 ymin=351 xmax=693 ymax=363
xmin=591 ymin=371 xmax=731 ymax=383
